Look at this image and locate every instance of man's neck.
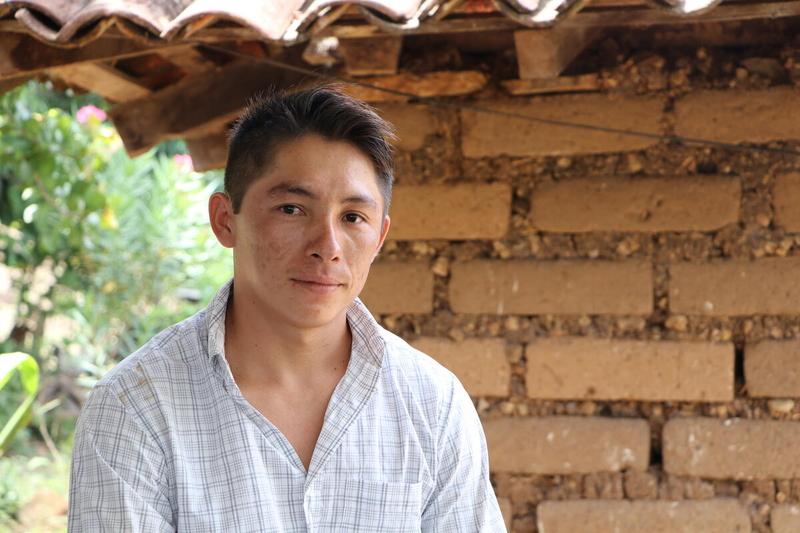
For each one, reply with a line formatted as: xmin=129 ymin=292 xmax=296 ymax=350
xmin=222 ymin=288 xmax=352 ymax=387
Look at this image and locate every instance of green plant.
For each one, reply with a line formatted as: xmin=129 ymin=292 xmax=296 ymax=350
xmin=0 ymin=81 xmax=231 ymax=451
xmin=0 ymin=352 xmax=39 ymax=453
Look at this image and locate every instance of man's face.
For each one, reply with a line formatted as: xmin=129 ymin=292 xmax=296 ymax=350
xmin=211 ymin=134 xmax=390 ymax=330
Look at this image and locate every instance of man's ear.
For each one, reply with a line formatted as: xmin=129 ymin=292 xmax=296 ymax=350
xmin=209 ymin=192 xmax=236 ymax=249
xmin=373 ymin=216 xmax=391 ymax=262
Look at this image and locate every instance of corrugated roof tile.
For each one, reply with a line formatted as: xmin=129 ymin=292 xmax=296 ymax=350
xmin=0 ymin=0 xmax=747 ymax=45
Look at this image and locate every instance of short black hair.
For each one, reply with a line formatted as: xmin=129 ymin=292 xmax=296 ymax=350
xmin=225 ymin=86 xmax=395 ymax=217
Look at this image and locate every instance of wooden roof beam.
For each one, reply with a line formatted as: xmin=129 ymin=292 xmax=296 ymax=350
xmin=49 ymin=62 xmax=151 ymax=103
xmin=108 ymin=60 xmax=306 ymax=156
xmin=514 ymin=27 xmax=599 ymax=79
xmin=157 ymin=45 xmax=217 ymax=75
xmin=339 ymin=36 xmax=403 ymax=76
xmin=187 ymin=131 xmax=228 ymax=172
xmin=340 ymin=70 xmax=489 ymax=102
xmin=0 ymin=32 xmax=192 ymax=81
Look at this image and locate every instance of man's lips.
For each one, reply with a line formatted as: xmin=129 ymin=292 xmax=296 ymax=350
xmin=290 ymin=276 xmax=345 ymax=293
xmin=291 ymin=276 xmax=343 ymax=286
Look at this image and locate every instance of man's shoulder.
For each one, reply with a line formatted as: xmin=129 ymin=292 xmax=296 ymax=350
xmin=378 ymin=327 xmax=459 ymax=397
xmin=93 ymin=308 xmax=208 ymax=395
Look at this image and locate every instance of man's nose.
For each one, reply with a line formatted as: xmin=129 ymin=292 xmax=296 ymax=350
xmin=308 ymin=217 xmax=343 ymax=262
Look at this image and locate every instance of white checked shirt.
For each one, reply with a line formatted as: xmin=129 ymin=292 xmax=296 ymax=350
xmin=69 ymin=281 xmax=506 ymax=532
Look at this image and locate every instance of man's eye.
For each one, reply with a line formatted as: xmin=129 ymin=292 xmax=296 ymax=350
xmin=279 ymin=205 xmax=300 ymax=215
xmin=344 ymin=213 xmax=363 ymax=223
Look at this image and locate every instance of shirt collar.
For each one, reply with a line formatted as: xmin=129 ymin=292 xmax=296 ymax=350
xmin=205 ymin=279 xmax=385 ymax=369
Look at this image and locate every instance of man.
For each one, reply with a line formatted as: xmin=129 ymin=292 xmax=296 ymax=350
xmin=69 ymin=87 xmax=506 ymax=532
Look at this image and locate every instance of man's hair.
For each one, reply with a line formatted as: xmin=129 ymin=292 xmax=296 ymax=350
xmin=225 ymin=86 xmax=395 ymax=217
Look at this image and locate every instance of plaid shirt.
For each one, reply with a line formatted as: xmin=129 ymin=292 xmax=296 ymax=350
xmin=69 ymin=281 xmax=506 ymax=532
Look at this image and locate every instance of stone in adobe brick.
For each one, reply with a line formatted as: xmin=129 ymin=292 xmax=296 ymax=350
xmin=536 ymin=499 xmax=751 ymax=533
xmin=526 ymin=338 xmax=734 ymax=401
xmin=460 ymin=94 xmax=664 ymax=158
xmin=388 ymin=183 xmax=511 ymax=240
xmin=773 ymin=172 xmax=800 ymax=232
xmin=674 ymin=87 xmax=800 ymax=145
xmin=449 ymin=260 xmax=652 ymax=315
xmin=670 ymin=258 xmax=800 ymax=315
xmin=664 ymin=418 xmax=800 ymax=479
xmin=374 ymin=103 xmax=436 ymax=152
xmin=359 ymin=262 xmax=433 ymax=314
xmin=624 ymin=470 xmax=658 ymax=499
xmin=772 ymin=504 xmax=800 ymax=533
xmin=483 ymin=416 xmax=649 ymax=474
xmin=411 ymin=338 xmax=511 ymax=397
xmin=530 ymin=176 xmax=740 ymax=233
xmin=745 ymin=340 xmax=800 ymax=398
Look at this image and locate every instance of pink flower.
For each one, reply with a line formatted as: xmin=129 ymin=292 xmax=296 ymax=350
xmin=173 ymin=154 xmax=194 ymax=171
xmin=76 ymin=105 xmax=107 ymax=124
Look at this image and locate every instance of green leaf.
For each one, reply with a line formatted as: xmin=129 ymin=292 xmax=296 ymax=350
xmin=0 ymin=352 xmax=40 ymax=453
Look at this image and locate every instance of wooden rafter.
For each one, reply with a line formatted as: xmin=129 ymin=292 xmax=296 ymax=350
xmin=514 ymin=28 xmax=599 ymax=79
xmin=186 ymin=131 xmax=228 ymax=172
xmin=49 ymin=63 xmax=151 ymax=103
xmin=157 ymin=45 xmax=217 ymax=74
xmin=341 ymin=71 xmax=489 ymax=102
xmin=501 ymin=74 xmax=600 ymax=95
xmin=108 ymin=60 xmax=306 ymax=156
xmin=0 ymin=32 xmax=193 ymax=81
xmin=339 ymin=36 xmax=403 ymax=76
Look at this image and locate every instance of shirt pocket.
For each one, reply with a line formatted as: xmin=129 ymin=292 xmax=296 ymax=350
xmin=315 ymin=479 xmax=422 ymax=532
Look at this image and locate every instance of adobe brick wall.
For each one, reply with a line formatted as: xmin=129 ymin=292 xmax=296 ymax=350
xmin=537 ymin=499 xmax=751 ymax=533
xmin=483 ymin=416 xmax=649 ymax=474
xmin=530 ymin=176 xmax=740 ymax=233
xmin=460 ymin=95 xmax=664 ymax=157
xmin=374 ymin=103 xmax=437 ymax=152
xmin=669 ymin=259 xmax=800 ymax=315
xmin=359 ymin=261 xmax=433 ymax=314
xmin=744 ymin=340 xmax=800 ymax=398
xmin=349 ymin=57 xmax=800 ymax=532
xmin=411 ymin=337 xmax=513 ymax=397
xmin=673 ymin=87 xmax=800 ymax=145
xmin=525 ymin=338 xmax=734 ymax=401
xmin=389 ymin=183 xmax=512 ymax=240
xmin=664 ymin=418 xmax=800 ymax=479
xmin=772 ymin=505 xmax=800 ymax=533
xmin=773 ymin=172 xmax=800 ymax=232
xmin=450 ymin=260 xmax=653 ymax=315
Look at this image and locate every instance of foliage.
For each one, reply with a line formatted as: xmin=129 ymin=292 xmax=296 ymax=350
xmin=0 ymin=353 xmax=39 ymax=453
xmin=0 ymin=452 xmax=69 ymax=531
xmin=0 ymin=81 xmax=231 ymax=449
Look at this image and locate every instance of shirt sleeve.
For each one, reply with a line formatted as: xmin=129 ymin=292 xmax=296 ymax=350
xmin=68 ymin=385 xmax=175 ymax=532
xmin=420 ymin=377 xmax=507 ymax=533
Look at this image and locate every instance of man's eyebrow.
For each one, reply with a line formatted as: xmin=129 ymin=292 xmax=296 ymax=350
xmin=343 ymin=195 xmax=379 ymax=210
xmin=267 ymin=183 xmax=316 ymax=199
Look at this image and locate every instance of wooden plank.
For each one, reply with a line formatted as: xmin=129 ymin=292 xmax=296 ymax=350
xmin=186 ymin=131 xmax=228 ymax=171
xmin=340 ymin=70 xmax=489 ymax=102
xmin=339 ymin=36 xmax=403 ymax=76
xmin=50 ymin=63 xmax=151 ymax=103
xmin=514 ymin=28 xmax=599 ymax=79
xmin=0 ymin=33 xmax=188 ymax=80
xmin=108 ymin=60 xmax=305 ymax=156
xmin=0 ymin=74 xmax=33 ymax=96
xmin=501 ymin=73 xmax=600 ymax=95
xmin=157 ymin=45 xmax=216 ymax=74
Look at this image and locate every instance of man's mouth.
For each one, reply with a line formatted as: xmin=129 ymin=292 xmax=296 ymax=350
xmin=290 ymin=277 xmax=344 ymax=293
